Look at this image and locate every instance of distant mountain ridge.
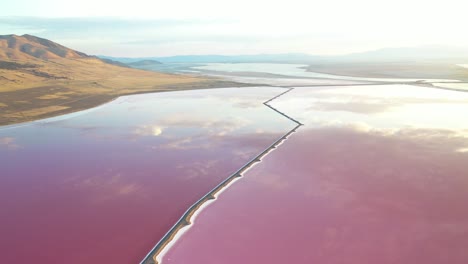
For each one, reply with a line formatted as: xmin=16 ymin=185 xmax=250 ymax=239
xmin=127 ymin=59 xmax=162 ymax=66
xmin=101 ymin=46 xmax=468 ymax=64
xmin=0 ymin=34 xmax=89 ymax=60
xmin=99 ymin=53 xmax=318 ymax=64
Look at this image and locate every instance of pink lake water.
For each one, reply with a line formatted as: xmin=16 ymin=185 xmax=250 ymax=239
xmin=0 ymin=87 xmax=296 ymax=264
xmin=162 ymin=85 xmax=468 ymax=264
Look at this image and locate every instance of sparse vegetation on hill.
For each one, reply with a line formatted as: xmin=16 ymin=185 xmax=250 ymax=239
xmin=0 ymin=34 xmax=89 ymax=60
xmin=0 ymin=34 xmax=217 ymax=125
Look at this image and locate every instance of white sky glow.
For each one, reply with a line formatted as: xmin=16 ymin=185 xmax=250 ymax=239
xmin=1 ymin=0 xmax=467 ymax=56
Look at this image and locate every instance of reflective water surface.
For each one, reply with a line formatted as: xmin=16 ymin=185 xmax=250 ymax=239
xmin=433 ymin=82 xmax=468 ymax=91
xmin=199 ymin=73 xmax=369 ymax=87
xmin=193 ymin=63 xmax=458 ymax=83
xmin=163 ymin=85 xmax=468 ymax=264
xmin=0 ymin=87 xmax=295 ymax=264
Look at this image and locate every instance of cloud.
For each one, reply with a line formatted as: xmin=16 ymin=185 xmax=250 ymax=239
xmin=68 ymin=170 xmax=144 ymax=202
xmin=176 ymin=160 xmax=220 ymax=180
xmin=0 ymin=17 xmax=270 ymax=56
xmin=0 ymin=137 xmax=21 ymax=150
xmin=132 ymin=113 xmax=254 ymax=150
xmin=456 ymin=148 xmax=468 ymax=153
xmin=2 ymin=0 xmax=468 ymax=56
xmin=308 ymin=101 xmax=399 ymax=114
xmin=156 ymin=113 xmax=252 ymax=136
xmin=0 ymin=17 xmax=248 ymax=56
xmin=134 ymin=125 xmax=164 ymax=136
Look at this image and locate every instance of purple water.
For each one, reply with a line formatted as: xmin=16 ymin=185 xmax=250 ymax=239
xmin=0 ymin=87 xmax=295 ymax=264
xmin=162 ymin=85 xmax=468 ymax=264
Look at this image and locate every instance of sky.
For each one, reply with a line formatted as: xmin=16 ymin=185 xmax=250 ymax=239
xmin=0 ymin=0 xmax=467 ymax=57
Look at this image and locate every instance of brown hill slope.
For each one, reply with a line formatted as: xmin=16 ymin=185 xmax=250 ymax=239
xmin=0 ymin=34 xmax=89 ymax=60
xmin=0 ymin=34 xmax=234 ymax=126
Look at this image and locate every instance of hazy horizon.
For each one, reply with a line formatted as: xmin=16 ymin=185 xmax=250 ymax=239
xmin=1 ymin=0 xmax=467 ymax=57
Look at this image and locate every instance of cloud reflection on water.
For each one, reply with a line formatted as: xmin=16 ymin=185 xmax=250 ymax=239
xmin=0 ymin=137 xmax=20 ymax=150
xmin=162 ymin=84 xmax=468 ymax=264
xmin=0 ymin=87 xmax=295 ymax=264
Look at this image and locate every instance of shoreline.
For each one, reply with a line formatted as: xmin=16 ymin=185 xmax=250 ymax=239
xmin=0 ymin=80 xmax=258 ymax=127
xmin=3 ymin=76 xmax=466 ymax=128
xmin=305 ymin=64 xmax=468 ymax=82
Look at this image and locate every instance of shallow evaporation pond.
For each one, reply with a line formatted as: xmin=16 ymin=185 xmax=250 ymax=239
xmin=162 ymin=84 xmax=468 ymax=264
xmin=204 ymin=74 xmax=370 ymax=87
xmin=192 ymin=63 xmax=458 ymax=83
xmin=0 ymin=87 xmax=296 ymax=264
